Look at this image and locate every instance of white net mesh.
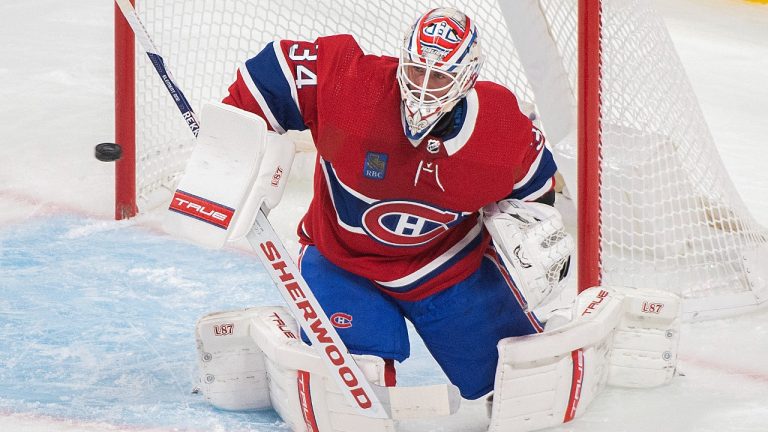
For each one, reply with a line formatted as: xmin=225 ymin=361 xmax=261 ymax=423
xmin=551 ymin=0 xmax=768 ymax=313
xmin=132 ymin=0 xmax=533 ymax=208
xmin=130 ymin=0 xmax=767 ymax=316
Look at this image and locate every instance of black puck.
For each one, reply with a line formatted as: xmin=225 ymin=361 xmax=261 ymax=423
xmin=95 ymin=143 xmax=123 ymax=162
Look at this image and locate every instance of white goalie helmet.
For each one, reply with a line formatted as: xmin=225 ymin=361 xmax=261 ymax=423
xmin=397 ymin=7 xmax=484 ymax=142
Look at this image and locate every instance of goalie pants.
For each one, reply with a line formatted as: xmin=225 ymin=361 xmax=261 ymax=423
xmin=297 ymin=245 xmax=544 ymax=399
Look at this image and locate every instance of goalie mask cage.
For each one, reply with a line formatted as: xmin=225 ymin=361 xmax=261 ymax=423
xmin=114 ymin=0 xmax=768 ymax=319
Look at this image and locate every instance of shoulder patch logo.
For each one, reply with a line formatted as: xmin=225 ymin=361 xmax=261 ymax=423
xmin=363 ymin=152 xmax=388 ymax=180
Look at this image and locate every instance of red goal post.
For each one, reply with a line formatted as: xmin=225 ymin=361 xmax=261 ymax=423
xmin=577 ymin=0 xmax=602 ymax=292
xmin=114 ymin=0 xmax=768 ymax=319
xmin=115 ymin=0 xmax=137 ymax=220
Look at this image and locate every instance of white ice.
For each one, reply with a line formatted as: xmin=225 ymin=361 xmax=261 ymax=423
xmin=1 ymin=0 xmax=767 ymax=431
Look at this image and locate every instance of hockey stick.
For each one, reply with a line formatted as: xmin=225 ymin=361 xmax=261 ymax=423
xmin=113 ymin=0 xmax=387 ymax=419
xmin=114 ymin=0 xmax=199 ymax=137
xmin=245 ymin=211 xmax=460 ymax=420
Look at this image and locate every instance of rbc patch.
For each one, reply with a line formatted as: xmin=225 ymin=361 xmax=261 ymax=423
xmin=363 ymin=152 xmax=388 ymax=180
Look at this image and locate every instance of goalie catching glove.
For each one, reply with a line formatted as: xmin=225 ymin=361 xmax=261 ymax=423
xmin=483 ymin=199 xmax=574 ymax=311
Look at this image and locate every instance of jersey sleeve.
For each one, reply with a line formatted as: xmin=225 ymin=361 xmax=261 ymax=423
xmin=222 ymin=39 xmax=320 ymax=133
xmin=507 ymin=125 xmax=558 ymax=201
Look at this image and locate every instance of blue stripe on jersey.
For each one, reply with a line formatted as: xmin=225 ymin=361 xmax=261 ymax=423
xmin=508 ymin=147 xmax=557 ymax=200
xmin=244 ymin=43 xmax=307 ymax=131
xmin=323 ymin=159 xmax=373 ymax=228
xmin=377 ymin=231 xmax=484 ymax=293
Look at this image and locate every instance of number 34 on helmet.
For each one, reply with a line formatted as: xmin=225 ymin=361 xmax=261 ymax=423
xmin=397 ymin=7 xmax=485 ymax=142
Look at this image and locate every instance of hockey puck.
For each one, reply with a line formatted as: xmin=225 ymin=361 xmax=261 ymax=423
xmin=95 ymin=143 xmax=123 ymax=162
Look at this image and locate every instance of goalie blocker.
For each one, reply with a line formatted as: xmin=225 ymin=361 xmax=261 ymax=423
xmin=164 ymin=102 xmax=296 ymax=248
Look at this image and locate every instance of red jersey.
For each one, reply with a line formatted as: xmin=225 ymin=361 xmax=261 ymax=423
xmin=223 ymin=35 xmax=556 ymax=301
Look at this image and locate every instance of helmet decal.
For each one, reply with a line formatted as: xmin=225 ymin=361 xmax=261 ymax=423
xmin=413 ymin=11 xmax=472 ymax=69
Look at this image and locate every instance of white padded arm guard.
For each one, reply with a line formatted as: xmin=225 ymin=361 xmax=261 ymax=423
xmin=483 ymin=199 xmax=574 ymax=311
xmin=488 ymin=286 xmax=681 ymax=432
xmin=164 ymin=102 xmax=295 ymax=249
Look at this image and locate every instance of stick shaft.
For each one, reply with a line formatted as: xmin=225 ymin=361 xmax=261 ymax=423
xmin=114 ymin=0 xmax=199 ymax=136
xmin=247 ymin=208 xmax=388 ymax=418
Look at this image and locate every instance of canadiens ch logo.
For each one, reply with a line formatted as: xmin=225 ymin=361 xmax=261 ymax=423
xmin=362 ymin=200 xmax=461 ymax=247
xmin=423 ymin=21 xmax=462 ymax=45
xmin=330 ymin=312 xmax=353 ymax=329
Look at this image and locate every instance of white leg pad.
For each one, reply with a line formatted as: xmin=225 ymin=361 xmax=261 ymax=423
xmin=608 ymin=288 xmax=681 ymax=387
xmin=195 ymin=308 xmax=272 ymax=411
xmin=488 ymin=286 xmax=682 ymax=432
xmin=197 ymin=306 xmax=461 ymax=430
xmin=248 ymin=306 xmax=396 ymax=432
xmin=488 ymin=287 xmax=623 ymax=432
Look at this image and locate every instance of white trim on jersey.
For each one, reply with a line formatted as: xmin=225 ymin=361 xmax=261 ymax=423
xmin=237 ymin=63 xmax=286 ymax=134
xmin=513 ymin=143 xmax=545 ymax=189
xmin=299 ymin=220 xmax=311 ymax=239
xmin=443 ymin=89 xmax=479 ymax=156
xmin=272 ymin=42 xmax=302 ymax=116
xmin=520 ymin=176 xmax=554 ymax=202
xmin=375 ymin=220 xmax=483 ymax=288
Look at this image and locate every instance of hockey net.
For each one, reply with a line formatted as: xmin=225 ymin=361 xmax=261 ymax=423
xmin=116 ymin=0 xmax=767 ymax=318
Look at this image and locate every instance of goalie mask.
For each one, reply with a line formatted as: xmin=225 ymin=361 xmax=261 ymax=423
xmin=397 ymin=8 xmax=484 ymax=143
